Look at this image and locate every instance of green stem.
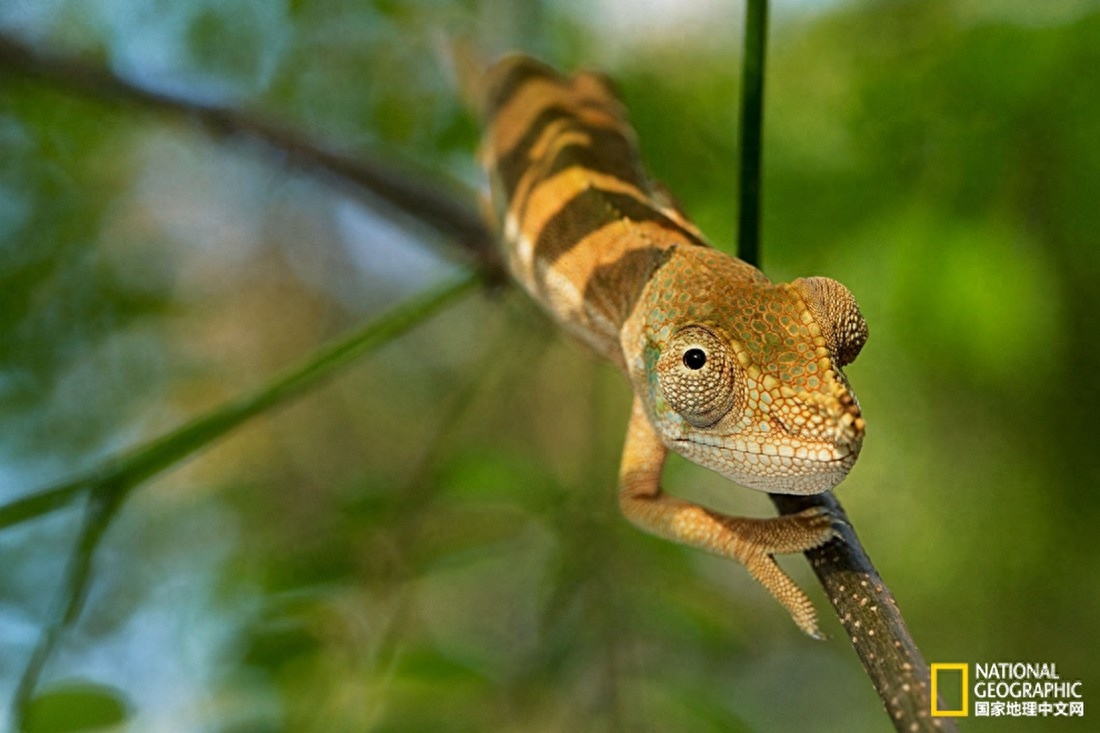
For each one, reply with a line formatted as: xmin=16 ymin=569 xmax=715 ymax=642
xmin=737 ymin=0 xmax=769 ymax=268
xmin=0 ymin=271 xmax=482 ymax=532
xmin=12 ymin=487 xmax=124 ymax=729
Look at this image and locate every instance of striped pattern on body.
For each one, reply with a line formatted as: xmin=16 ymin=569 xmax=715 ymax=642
xmin=477 ymin=55 xmax=723 ymax=365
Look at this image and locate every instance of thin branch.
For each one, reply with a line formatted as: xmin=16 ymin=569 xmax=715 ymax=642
xmin=737 ymin=0 xmax=768 ymax=268
xmin=0 ymin=273 xmax=481 ymax=530
xmin=12 ymin=486 xmax=124 ymax=729
xmin=735 ymin=3 xmax=955 ymax=731
xmin=772 ymin=493 xmax=953 ymax=731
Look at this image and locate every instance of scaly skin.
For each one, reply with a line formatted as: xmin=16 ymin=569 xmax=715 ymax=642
xmin=474 ymin=54 xmax=868 ymax=637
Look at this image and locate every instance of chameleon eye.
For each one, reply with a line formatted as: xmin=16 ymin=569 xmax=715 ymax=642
xmin=656 ymin=326 xmax=739 ymax=428
xmin=683 ymin=348 xmax=707 ymax=370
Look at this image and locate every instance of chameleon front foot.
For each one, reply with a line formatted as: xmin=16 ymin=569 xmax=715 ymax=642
xmin=723 ymin=506 xmax=841 ymax=556
xmin=623 ymin=491 xmax=843 ymax=637
xmin=722 ymin=507 xmax=842 ymax=638
xmin=618 ymin=398 xmax=844 ymax=637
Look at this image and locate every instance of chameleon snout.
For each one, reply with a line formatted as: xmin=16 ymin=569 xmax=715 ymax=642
xmin=799 ymin=388 xmax=864 ymax=452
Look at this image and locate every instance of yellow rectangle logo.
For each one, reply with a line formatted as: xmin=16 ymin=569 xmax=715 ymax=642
xmin=931 ymin=663 xmax=969 ymax=717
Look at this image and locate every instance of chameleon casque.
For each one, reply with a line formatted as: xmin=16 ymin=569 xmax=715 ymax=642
xmin=471 ymin=54 xmax=868 ymax=637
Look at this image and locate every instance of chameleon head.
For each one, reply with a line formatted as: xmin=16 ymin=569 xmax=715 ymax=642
xmin=629 ymin=247 xmax=869 ymax=495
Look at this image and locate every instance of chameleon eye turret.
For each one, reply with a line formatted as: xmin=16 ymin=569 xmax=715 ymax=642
xmin=473 ymin=53 xmax=868 ymax=638
xmin=657 ymin=326 xmax=738 ymax=429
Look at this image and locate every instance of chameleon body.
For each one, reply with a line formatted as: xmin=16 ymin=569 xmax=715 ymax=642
xmin=473 ymin=55 xmax=868 ymax=637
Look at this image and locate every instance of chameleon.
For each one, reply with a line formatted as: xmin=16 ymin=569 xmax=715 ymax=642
xmin=467 ymin=54 xmax=868 ymax=638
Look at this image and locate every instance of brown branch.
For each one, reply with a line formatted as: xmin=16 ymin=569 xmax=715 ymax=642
xmin=0 ymin=33 xmax=952 ymax=731
xmin=0 ymin=33 xmax=502 ymax=275
xmin=772 ymin=493 xmax=954 ymax=731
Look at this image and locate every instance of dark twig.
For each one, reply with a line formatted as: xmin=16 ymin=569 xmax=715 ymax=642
xmin=735 ymin=3 xmax=954 ymax=731
xmin=772 ymin=494 xmax=953 ymax=731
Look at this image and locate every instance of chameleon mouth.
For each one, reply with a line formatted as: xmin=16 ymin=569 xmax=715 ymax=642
xmin=671 ymin=437 xmax=860 ymax=494
xmin=671 ymin=436 xmax=858 ymax=465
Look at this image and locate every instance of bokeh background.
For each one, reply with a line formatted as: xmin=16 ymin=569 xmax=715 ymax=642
xmin=2 ymin=1 xmax=1098 ymax=731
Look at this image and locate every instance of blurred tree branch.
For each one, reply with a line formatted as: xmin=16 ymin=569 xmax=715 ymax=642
xmin=0 ymin=34 xmax=502 ymax=275
xmin=0 ymin=31 xmax=952 ymax=732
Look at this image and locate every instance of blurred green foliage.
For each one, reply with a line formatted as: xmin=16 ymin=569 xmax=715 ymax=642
xmin=1 ymin=1 xmax=1098 ymax=731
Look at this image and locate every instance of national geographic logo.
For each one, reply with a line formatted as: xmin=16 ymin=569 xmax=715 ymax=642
xmin=931 ymin=662 xmax=1085 ymax=719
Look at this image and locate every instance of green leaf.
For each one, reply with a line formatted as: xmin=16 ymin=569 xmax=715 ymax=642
xmin=22 ymin=681 xmax=130 ymax=733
